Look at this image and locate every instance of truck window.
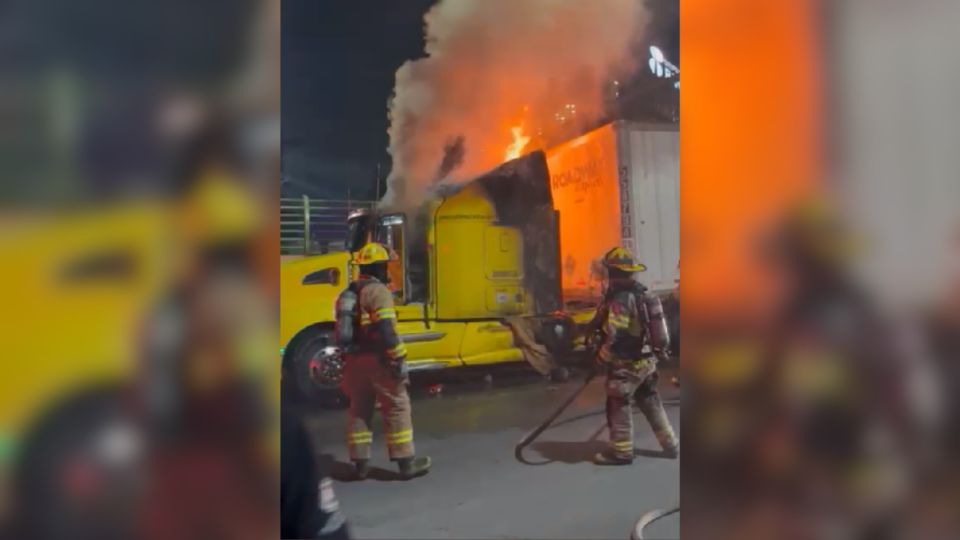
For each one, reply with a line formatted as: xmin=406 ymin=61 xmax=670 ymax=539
xmin=378 ymin=214 xmax=407 ymax=304
xmin=386 ymin=223 xmax=405 ymax=303
xmin=373 ymin=212 xmax=430 ymax=305
xmin=406 ymin=211 xmax=431 ymax=305
xmin=346 ymin=214 xmax=371 ymax=253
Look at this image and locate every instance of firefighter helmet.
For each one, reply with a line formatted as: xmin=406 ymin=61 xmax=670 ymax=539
xmin=179 ymin=172 xmax=261 ymax=247
xmin=780 ymin=195 xmax=860 ymax=263
xmin=353 ymin=242 xmax=393 ymax=265
xmin=602 ymin=246 xmax=647 ymax=273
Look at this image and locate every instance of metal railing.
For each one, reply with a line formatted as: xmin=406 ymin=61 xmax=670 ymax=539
xmin=280 ymin=196 xmax=377 ymax=255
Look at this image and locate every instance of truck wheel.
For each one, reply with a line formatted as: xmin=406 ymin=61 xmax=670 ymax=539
xmin=285 ymin=329 xmax=349 ymax=408
xmin=15 ymin=387 xmax=144 ymax=540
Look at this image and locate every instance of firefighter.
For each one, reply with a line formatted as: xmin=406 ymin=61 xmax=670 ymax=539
xmin=335 ymin=242 xmax=431 ymax=480
xmin=592 ymin=247 xmax=679 ymax=465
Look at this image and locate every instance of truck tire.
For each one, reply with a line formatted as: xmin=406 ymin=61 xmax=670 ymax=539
xmin=14 ymin=387 xmax=143 ymax=540
xmin=284 ymin=328 xmax=349 ymax=408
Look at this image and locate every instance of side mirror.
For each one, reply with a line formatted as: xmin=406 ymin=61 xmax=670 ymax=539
xmin=302 ymin=267 xmax=341 ymax=287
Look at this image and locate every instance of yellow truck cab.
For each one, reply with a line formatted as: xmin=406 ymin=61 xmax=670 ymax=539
xmin=0 ymin=202 xmax=170 ymax=529
xmin=280 ymin=151 xmax=578 ymax=400
xmin=2 ymin=176 xmax=278 ymax=536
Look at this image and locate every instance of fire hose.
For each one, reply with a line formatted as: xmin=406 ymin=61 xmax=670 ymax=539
xmin=512 ymin=372 xmax=680 ymax=465
xmin=513 ymin=370 xmax=599 ymax=463
xmin=514 ymin=330 xmax=680 ymax=464
xmin=514 ymin=325 xmax=681 ymax=538
xmin=512 ymin=370 xmax=681 ymax=538
xmin=513 ymin=327 xmax=604 ymax=463
xmin=512 ymin=361 xmax=681 ymax=538
xmin=631 ymin=505 xmax=680 ymax=540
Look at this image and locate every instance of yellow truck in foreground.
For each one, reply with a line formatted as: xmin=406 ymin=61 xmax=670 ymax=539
xmin=2 ymin=176 xmax=277 ymax=538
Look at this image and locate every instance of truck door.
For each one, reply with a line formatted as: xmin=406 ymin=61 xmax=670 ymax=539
xmin=377 ymin=214 xmax=414 ymax=312
xmin=377 ymin=213 xmax=462 ymax=365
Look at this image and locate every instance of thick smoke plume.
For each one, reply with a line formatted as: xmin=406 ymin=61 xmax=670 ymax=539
xmin=382 ymin=0 xmax=647 ymax=210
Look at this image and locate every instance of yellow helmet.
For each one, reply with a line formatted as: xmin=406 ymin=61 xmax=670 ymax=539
xmin=781 ymin=195 xmax=860 ymax=263
xmin=179 ymin=171 xmax=261 ymax=247
xmin=602 ymin=246 xmax=647 ymax=273
xmin=353 ymin=242 xmax=393 ymax=265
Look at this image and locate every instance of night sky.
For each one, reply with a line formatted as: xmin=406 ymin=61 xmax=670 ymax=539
xmin=281 ymin=0 xmax=678 ymax=200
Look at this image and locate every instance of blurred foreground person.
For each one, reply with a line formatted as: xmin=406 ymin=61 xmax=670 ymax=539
xmin=591 ymin=247 xmax=678 ymax=465
xmin=739 ymin=197 xmax=925 ymax=539
xmin=335 ymin=243 xmax=430 ymax=480
xmin=6 ymin=112 xmax=276 ymax=540
xmin=135 ymin=121 xmax=277 ymax=540
xmin=281 ymin=408 xmax=349 ymax=539
xmin=1 ymin=0 xmax=278 ymax=534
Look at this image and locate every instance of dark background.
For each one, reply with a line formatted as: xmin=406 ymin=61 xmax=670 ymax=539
xmin=281 ymin=0 xmax=679 ymax=200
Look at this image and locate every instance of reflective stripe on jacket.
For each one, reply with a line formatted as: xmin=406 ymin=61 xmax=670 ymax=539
xmin=597 ymin=288 xmax=646 ymax=362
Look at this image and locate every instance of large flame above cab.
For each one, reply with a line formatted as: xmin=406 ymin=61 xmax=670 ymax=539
xmin=503 ymin=123 xmax=531 ymax=161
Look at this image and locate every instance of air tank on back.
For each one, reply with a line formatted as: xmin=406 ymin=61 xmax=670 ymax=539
xmin=641 ymin=294 xmax=671 ymax=355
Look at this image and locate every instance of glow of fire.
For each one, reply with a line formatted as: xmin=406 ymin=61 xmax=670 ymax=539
xmin=503 ymin=123 xmax=531 ymax=161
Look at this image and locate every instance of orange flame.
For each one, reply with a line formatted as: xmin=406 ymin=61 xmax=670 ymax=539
xmin=503 ymin=123 xmax=531 ymax=161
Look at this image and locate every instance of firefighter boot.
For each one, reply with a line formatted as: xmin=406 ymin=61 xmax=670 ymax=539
xmin=662 ymin=442 xmax=679 ymax=460
xmin=397 ymin=456 xmax=431 ymax=479
xmin=352 ymin=459 xmax=370 ymax=480
xmin=593 ymin=450 xmax=634 ymax=466
xmin=637 ymin=393 xmax=679 ymax=459
xmin=600 ymin=389 xmax=635 ymax=465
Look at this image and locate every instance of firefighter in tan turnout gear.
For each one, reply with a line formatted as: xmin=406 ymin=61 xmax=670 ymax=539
xmin=335 ymin=242 xmax=431 ymax=480
xmin=591 ymin=247 xmax=679 ymax=465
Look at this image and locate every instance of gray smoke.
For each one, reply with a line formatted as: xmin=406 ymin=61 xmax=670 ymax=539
xmin=382 ymin=0 xmax=647 ymax=210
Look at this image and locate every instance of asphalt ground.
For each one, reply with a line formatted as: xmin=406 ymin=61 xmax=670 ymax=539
xmin=298 ymin=364 xmax=680 ymax=539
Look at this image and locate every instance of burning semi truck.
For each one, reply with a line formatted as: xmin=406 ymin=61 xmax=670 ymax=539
xmin=280 ymin=121 xmax=679 ymax=400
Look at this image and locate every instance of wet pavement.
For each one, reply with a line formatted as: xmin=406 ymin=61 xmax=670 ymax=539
xmin=298 ymin=365 xmax=680 ymax=539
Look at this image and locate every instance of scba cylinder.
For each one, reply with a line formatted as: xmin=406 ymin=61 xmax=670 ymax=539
xmin=643 ymin=295 xmax=671 ymax=354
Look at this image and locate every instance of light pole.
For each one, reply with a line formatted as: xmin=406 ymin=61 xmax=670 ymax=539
xmin=649 ymin=46 xmax=679 ymax=88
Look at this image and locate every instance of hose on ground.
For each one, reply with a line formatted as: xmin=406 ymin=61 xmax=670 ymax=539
xmin=631 ymin=505 xmax=679 ymax=540
xmin=513 ymin=372 xmax=679 ymax=465
xmin=514 ymin=372 xmax=598 ymax=464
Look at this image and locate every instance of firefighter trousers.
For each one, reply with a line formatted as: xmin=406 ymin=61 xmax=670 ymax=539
xmin=342 ymin=353 xmax=415 ymax=461
xmin=605 ymin=358 xmax=678 ymax=460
